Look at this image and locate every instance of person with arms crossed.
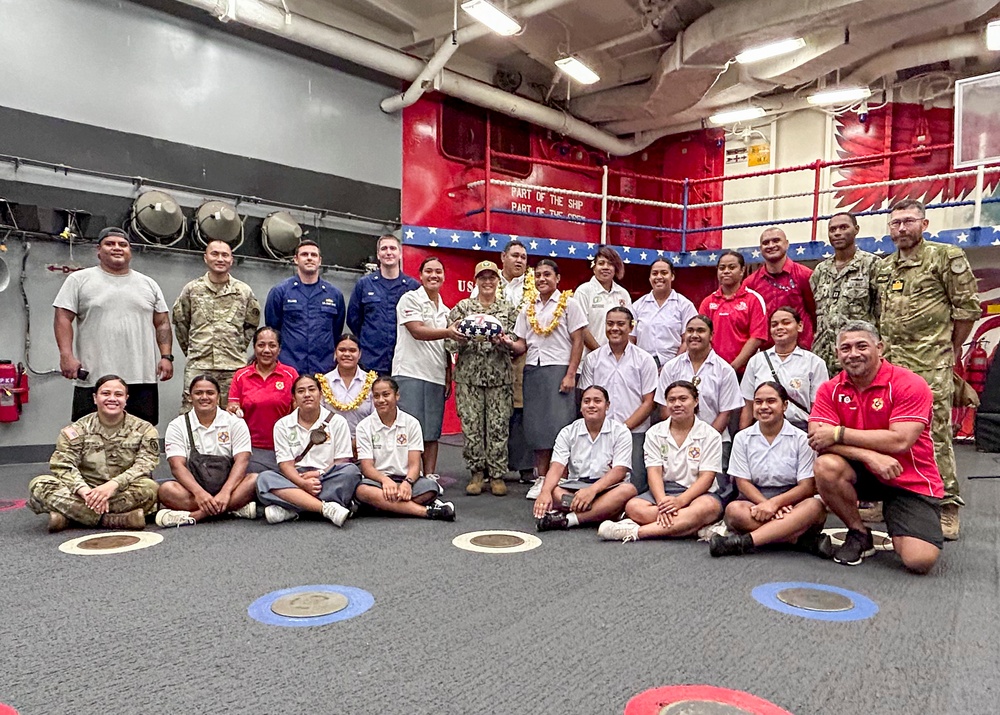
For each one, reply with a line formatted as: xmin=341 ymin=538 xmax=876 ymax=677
xmin=743 ymin=227 xmax=817 ymax=349
xmin=809 ymin=321 xmax=945 ymax=574
xmin=346 ymin=234 xmax=419 ymax=375
xmin=53 ymin=227 xmax=173 ymax=425
xmin=264 ymin=239 xmax=346 ymax=376
xmin=699 ymin=251 xmax=768 ymax=375
xmin=631 ymin=259 xmax=697 ymax=368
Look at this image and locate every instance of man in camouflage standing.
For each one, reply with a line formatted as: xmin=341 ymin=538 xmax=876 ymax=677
xmin=172 ymin=240 xmax=260 ymax=408
xmin=811 ymin=212 xmax=879 ymax=375
xmin=874 ymin=200 xmax=980 ymax=540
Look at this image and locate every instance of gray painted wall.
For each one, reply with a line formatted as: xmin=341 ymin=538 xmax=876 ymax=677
xmin=0 ymin=235 xmax=360 ymax=457
xmin=0 ymin=0 xmax=401 ymax=189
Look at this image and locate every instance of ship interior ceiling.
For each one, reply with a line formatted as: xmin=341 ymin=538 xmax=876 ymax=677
xmin=5 ymin=0 xmax=1000 ymax=713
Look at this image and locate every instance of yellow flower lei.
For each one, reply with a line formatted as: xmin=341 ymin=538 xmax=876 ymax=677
xmin=524 ymin=269 xmax=573 ymax=337
xmin=316 ymin=370 xmax=377 ymax=412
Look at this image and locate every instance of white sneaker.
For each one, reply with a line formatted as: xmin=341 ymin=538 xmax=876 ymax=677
xmin=264 ymin=505 xmax=299 ymax=524
xmin=598 ymin=518 xmax=640 ymax=543
xmin=230 ymin=502 xmax=257 ymax=520
xmin=322 ymin=501 xmax=350 ymax=527
xmin=525 ymin=477 xmax=545 ymax=500
xmin=155 ymin=508 xmax=196 ymax=528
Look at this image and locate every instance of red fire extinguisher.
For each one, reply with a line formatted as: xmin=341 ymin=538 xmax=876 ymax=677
xmin=0 ymin=361 xmax=29 ymax=422
xmin=965 ymin=340 xmax=989 ymax=393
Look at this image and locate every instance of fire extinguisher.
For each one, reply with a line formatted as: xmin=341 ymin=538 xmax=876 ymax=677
xmin=965 ymin=340 xmax=989 ymax=393
xmin=0 ymin=360 xmax=29 ymax=422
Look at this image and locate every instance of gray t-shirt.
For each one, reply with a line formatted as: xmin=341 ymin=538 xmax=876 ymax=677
xmin=53 ymin=266 xmax=168 ymax=387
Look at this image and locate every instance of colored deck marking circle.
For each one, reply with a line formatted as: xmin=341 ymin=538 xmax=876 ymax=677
xmin=271 ymin=591 xmax=349 ymax=618
xmin=0 ymin=704 xmax=19 ymax=715
xmin=775 ymin=587 xmax=853 ymax=612
xmin=248 ymin=585 xmax=374 ymax=627
xmin=823 ymin=527 xmax=893 ymax=552
xmin=58 ymin=531 xmax=163 ymax=556
xmin=625 ymin=685 xmax=793 ymax=715
xmin=452 ymin=530 xmax=541 ymax=554
xmin=0 ymin=499 xmax=26 ymax=512
xmin=752 ymin=582 xmax=878 ymax=622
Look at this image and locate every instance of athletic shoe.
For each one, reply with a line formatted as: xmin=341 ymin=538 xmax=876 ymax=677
xmin=322 ymin=501 xmax=350 ymax=527
xmin=230 ymin=502 xmax=257 ymax=520
xmin=490 ymin=478 xmax=507 ymax=496
xmin=709 ymin=533 xmax=754 ymax=557
xmin=598 ymin=518 xmax=640 ymax=543
xmin=264 ymin=505 xmax=299 ymax=524
xmin=466 ymin=472 xmax=485 ymax=496
xmin=941 ymin=504 xmax=960 ymax=541
xmin=833 ymin=527 xmax=875 ymax=565
xmin=155 ymin=509 xmax=196 ymax=528
xmin=526 ymin=478 xmax=545 ymax=500
xmin=47 ymin=512 xmax=69 ymax=533
xmin=99 ymin=508 xmax=146 ymax=530
xmin=426 ymin=500 xmax=456 ymax=521
xmin=519 ymin=469 xmax=536 ymax=484
xmin=794 ymin=526 xmax=835 ymax=559
xmin=536 ymin=512 xmax=569 ymax=531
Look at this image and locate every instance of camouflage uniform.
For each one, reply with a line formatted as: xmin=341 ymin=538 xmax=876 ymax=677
xmin=874 ymin=240 xmax=981 ymax=506
xmin=446 ymin=298 xmax=519 ymax=479
xmin=172 ymin=273 xmax=261 ymax=408
xmin=810 ymin=250 xmax=880 ymax=374
xmin=27 ymin=413 xmax=160 ymax=526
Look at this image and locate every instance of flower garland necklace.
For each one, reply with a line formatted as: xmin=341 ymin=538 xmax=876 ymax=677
xmin=316 ymin=369 xmax=377 ymax=412
xmin=524 ymin=268 xmax=573 ymax=337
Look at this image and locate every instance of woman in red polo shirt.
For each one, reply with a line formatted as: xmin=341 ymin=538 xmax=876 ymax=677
xmin=227 ymin=326 xmax=299 ymax=474
xmin=698 ymin=250 xmax=768 ymax=375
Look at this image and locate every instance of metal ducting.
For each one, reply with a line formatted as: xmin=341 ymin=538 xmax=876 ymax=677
xmin=0 ymin=256 xmax=8 ymax=293
xmin=261 ymin=211 xmax=303 ymax=259
xmin=193 ymin=200 xmax=244 ymax=251
xmin=130 ymin=190 xmax=185 ymax=246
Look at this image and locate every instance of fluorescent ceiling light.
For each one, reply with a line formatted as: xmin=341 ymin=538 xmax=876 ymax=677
xmin=461 ymin=0 xmax=521 ymax=36
xmin=555 ymin=56 xmax=600 ymax=85
xmin=709 ymin=106 xmax=766 ymax=125
xmin=988 ymin=20 xmax=1000 ymax=51
xmin=735 ymin=37 xmax=806 ymax=64
xmin=807 ymin=86 xmax=873 ymax=106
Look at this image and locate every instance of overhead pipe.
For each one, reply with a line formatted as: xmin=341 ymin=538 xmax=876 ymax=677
xmin=173 ymin=0 xmax=664 ymax=155
xmin=380 ymin=33 xmax=460 ymax=113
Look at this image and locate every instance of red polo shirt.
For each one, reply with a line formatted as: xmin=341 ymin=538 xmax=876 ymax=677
xmin=698 ymin=287 xmax=769 ymax=365
xmin=742 ymin=257 xmax=816 ymax=349
xmin=809 ymin=360 xmax=943 ymax=498
xmin=228 ymin=361 xmax=299 ymax=449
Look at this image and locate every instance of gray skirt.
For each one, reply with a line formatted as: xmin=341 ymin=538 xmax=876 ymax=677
xmin=737 ymin=483 xmax=794 ymax=501
xmin=395 ymin=376 xmax=445 ymax=442
xmin=360 ymin=474 xmax=443 ymax=498
xmin=637 ymin=486 xmax=723 ymax=506
xmin=256 ymin=463 xmax=362 ymax=512
xmin=523 ymin=365 xmax=577 ymax=451
xmin=248 ymin=448 xmax=279 ymax=475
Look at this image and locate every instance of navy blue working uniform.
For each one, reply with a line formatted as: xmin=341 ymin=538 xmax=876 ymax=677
xmin=346 ymin=271 xmax=419 ymax=374
xmin=265 ymin=277 xmax=346 ymax=375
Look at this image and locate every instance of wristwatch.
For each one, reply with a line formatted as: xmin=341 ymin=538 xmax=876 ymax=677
xmin=405 ymin=477 xmax=418 ymax=485
xmin=161 ymin=354 xmax=175 ymax=362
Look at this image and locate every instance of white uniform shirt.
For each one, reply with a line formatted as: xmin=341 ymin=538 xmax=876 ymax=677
xmin=573 ymin=277 xmax=633 ymax=361
xmin=740 ymin=347 xmax=829 ymax=426
xmin=552 ymin=417 xmax=632 ymax=482
xmin=642 ymin=417 xmax=722 ymax=491
xmin=580 ymin=343 xmax=659 ymax=432
xmin=321 ymin=367 xmax=374 ymax=436
xmin=272 ymin=408 xmax=353 ymax=470
xmin=392 ymin=287 xmax=451 ymax=384
xmin=471 ymin=272 xmax=526 ymax=308
xmin=164 ymin=408 xmax=252 ymax=459
xmin=631 ymin=290 xmax=698 ymax=364
xmin=355 ymin=409 xmax=424 ymax=478
xmin=654 ymin=350 xmax=744 ymax=441
xmin=514 ymin=290 xmax=589 ymax=367
xmin=728 ymin=420 xmax=815 ymax=489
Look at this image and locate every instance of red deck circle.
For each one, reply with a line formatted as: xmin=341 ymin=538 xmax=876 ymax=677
xmin=625 ymin=686 xmax=793 ymax=715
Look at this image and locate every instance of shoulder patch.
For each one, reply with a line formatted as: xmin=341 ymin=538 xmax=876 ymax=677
xmin=62 ymin=426 xmax=79 ymax=440
xmin=950 ymin=257 xmax=970 ymax=274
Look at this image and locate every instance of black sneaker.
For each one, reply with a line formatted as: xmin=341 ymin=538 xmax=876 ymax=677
xmin=426 ymin=501 xmax=456 ymax=521
xmin=536 ymin=512 xmax=569 ymax=531
xmin=519 ymin=469 xmax=536 ymax=484
xmin=709 ymin=533 xmax=754 ymax=557
xmin=833 ymin=528 xmax=875 ymax=566
xmin=794 ymin=526 xmax=835 ymax=560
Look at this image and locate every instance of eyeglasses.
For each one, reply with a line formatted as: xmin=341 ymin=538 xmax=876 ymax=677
xmin=888 ymin=217 xmax=923 ymax=229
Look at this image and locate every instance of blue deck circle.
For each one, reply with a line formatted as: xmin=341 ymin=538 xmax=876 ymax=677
xmin=248 ymin=584 xmax=374 ymax=627
xmin=752 ymin=581 xmax=878 ymax=622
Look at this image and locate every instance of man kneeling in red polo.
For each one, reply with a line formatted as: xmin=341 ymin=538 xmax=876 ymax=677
xmin=808 ymin=320 xmax=944 ymax=574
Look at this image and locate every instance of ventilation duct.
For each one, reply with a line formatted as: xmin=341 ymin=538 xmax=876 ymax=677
xmin=261 ymin=211 xmax=303 ymax=259
xmin=130 ymin=190 xmax=185 ymax=246
xmin=193 ymin=200 xmax=244 ymax=251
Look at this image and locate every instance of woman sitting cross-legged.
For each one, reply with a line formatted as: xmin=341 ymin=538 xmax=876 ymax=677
xmin=354 ymin=377 xmax=456 ymax=521
xmin=256 ymin=374 xmax=362 ymax=527
xmin=532 ymin=385 xmax=637 ymax=532
xmin=709 ymin=382 xmax=832 ymax=558
xmin=155 ymin=374 xmax=258 ymax=527
xmin=599 ymin=380 xmax=723 ymax=543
